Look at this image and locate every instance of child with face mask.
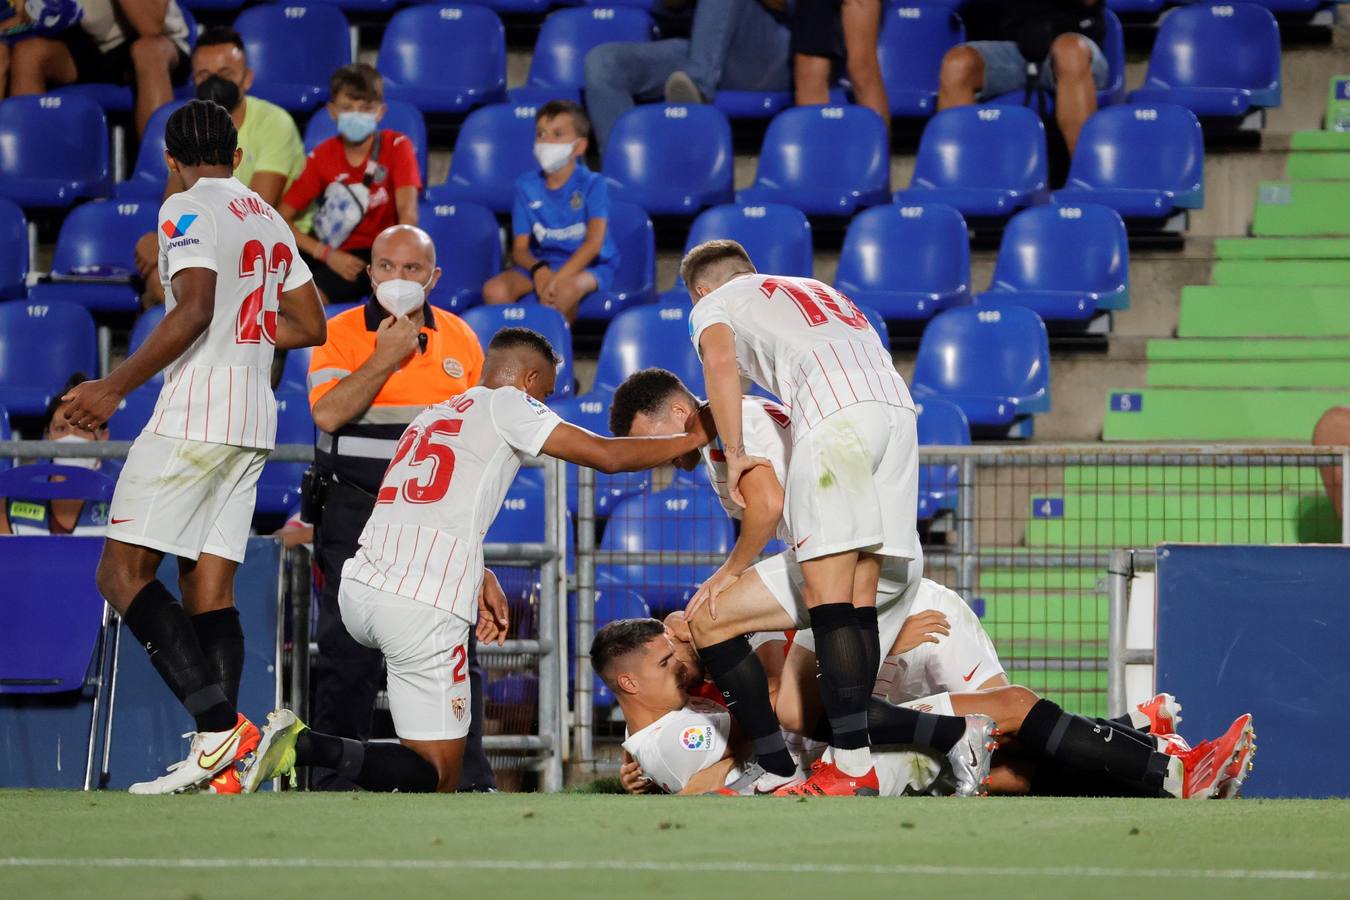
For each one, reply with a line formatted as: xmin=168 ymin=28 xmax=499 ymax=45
xmin=481 ymin=100 xmax=619 ymax=324
xmin=278 ymin=63 xmax=423 ymax=305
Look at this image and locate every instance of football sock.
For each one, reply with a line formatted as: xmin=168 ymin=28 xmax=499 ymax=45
xmin=809 ymin=602 xmax=873 ymax=773
xmin=1030 ymin=757 xmax=1163 ymax=798
xmin=854 ymin=605 xmax=880 ymax=682
xmin=698 ymin=636 xmax=797 ymax=777
xmin=123 ymin=581 xmax=236 ymax=733
xmin=1094 ymin=717 xmax=1159 ymax=749
xmin=190 ymin=607 xmax=245 ymax=709
xmin=867 ymin=697 xmax=968 ymax=754
xmin=1019 ymin=699 xmax=1171 ymax=795
xmin=295 ymin=730 xmax=438 ymax=793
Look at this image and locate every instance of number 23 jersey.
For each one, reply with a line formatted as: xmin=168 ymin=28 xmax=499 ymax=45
xmin=343 ymin=385 xmax=562 ymax=622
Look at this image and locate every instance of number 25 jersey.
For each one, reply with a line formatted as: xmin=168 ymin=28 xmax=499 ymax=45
xmin=343 ymin=385 xmax=563 ymax=622
xmin=152 ymin=176 xmax=312 ymax=450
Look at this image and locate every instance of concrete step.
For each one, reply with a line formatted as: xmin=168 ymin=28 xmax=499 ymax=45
xmin=1102 ymin=387 xmax=1345 ymax=441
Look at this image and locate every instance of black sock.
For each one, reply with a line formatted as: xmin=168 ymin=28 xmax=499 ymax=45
xmin=295 ymin=730 xmax=439 ymax=793
xmin=855 ymin=606 xmax=880 ymax=684
xmin=1020 ymin=699 xmax=1170 ymax=796
xmin=809 ymin=602 xmax=872 ymax=750
xmin=867 ymin=697 xmax=968 ymax=753
xmin=191 ymin=607 xmax=245 ymax=709
xmin=698 ymin=636 xmax=796 ymax=777
xmin=122 ymin=581 xmax=236 ymax=733
xmin=1030 ymin=756 xmax=1157 ymax=798
xmin=1108 ymin=713 xmax=1135 ymax=730
xmin=1094 ymin=717 xmax=1158 ymax=749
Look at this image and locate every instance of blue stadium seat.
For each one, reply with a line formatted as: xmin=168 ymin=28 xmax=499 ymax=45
xmin=278 ymin=345 xmax=312 ymax=394
xmin=28 ymin=200 xmax=159 ymax=312
xmin=0 ymin=198 xmax=26 ymax=301
xmin=911 ymin=306 xmax=1050 ymax=433
xmin=256 ymin=389 xmax=312 ymax=517
xmin=0 ymin=405 xmax=10 ymax=472
xmin=432 ymin=103 xmax=538 ymax=214
xmin=834 ymin=203 xmax=970 ymax=321
xmin=895 ymin=105 xmax=1047 ymax=219
xmin=480 ymin=0 xmax=551 ymax=12
xmin=1106 ymin=0 xmax=1165 ymax=12
xmin=116 ymin=100 xmax=186 ymax=200
xmin=311 ymin=0 xmax=399 ymax=13
xmin=577 ymin=200 xmax=656 ymax=321
xmin=416 ymin=199 xmax=502 ymax=312
xmin=509 ymin=7 xmax=657 ymax=106
xmin=713 ymin=90 xmax=793 ymax=121
xmin=1050 ymin=104 xmax=1204 ymax=221
xmin=737 ymin=105 xmax=889 ymax=215
xmin=0 ymin=300 xmax=98 ymax=416
xmin=129 ymin=306 xmax=167 ymax=358
xmin=550 ymin=390 xmax=611 ymax=435
xmin=235 ymin=4 xmax=352 ymax=113
xmin=985 ymin=10 xmax=1126 ymax=110
xmin=326 ymin=301 xmax=362 ymax=319
xmin=463 ymin=303 xmax=575 ymax=398
xmin=857 ymin=304 xmax=890 ymax=349
xmin=660 ymin=202 xmax=813 ymax=304
xmin=305 ymin=100 xmax=428 ymax=180
xmin=1129 ymin=3 xmax=1282 ymax=117
xmin=914 ymin=394 xmax=969 ymax=520
xmin=0 ymin=95 xmax=111 ymax=210
xmin=485 ymin=468 xmax=546 ymax=544
xmin=183 ymin=0 xmax=247 ymax=10
xmin=602 ymin=104 xmax=734 ymax=216
xmin=878 ymin=3 xmax=965 ymax=117
xmin=976 ymin=203 xmax=1129 ymax=322
xmin=596 ymin=481 xmax=735 ymax=613
xmin=108 ymin=385 xmax=162 ymax=441
xmin=592 ymin=304 xmax=703 ymax=394
xmin=378 ymin=5 xmax=507 ymax=114
xmin=549 ymin=389 xmax=649 ymax=519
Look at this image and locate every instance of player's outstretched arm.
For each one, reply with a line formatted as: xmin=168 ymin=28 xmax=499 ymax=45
xmin=274 ymin=280 xmax=327 ymax=351
xmin=61 ymin=267 xmax=216 ymax=431
xmin=540 ymin=417 xmax=708 ymax=475
xmin=698 ymin=324 xmax=768 ymax=507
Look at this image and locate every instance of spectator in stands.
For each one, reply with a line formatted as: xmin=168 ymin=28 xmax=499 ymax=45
xmin=134 ymin=26 xmax=307 ymax=307
xmin=791 ymin=0 xmax=889 ymax=131
xmin=2 ymin=0 xmax=87 ymax=97
xmin=1313 ymin=406 xmax=1350 ymax=520
xmin=937 ymin=0 xmax=1107 ymax=154
xmin=481 ymin=101 xmax=617 ymax=324
xmin=279 ymin=64 xmax=421 ymax=305
xmin=583 ymin=0 xmax=791 ymax=153
xmin=0 ymin=373 xmax=112 ymax=536
xmin=4 ymin=0 xmax=192 ymax=138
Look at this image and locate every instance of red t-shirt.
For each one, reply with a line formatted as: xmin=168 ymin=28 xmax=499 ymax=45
xmin=282 ymin=129 xmax=422 ymax=252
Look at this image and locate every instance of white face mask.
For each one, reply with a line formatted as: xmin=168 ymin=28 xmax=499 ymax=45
xmin=53 ymin=433 xmax=100 ymax=470
xmin=374 ymin=275 xmax=433 ymax=318
xmin=534 ymin=140 xmax=577 ymax=175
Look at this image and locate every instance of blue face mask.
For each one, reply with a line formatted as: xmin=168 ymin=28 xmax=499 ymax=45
xmin=336 ymin=110 xmax=378 ymax=143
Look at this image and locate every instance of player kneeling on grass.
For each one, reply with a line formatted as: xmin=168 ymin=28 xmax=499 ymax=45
xmin=241 ymin=327 xmax=712 ymax=793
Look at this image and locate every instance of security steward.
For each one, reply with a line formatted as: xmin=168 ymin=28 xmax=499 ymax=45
xmin=305 ymin=224 xmax=492 ymax=790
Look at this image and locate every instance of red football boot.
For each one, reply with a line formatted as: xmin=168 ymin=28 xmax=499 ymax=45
xmin=774 ymin=759 xmax=880 ymax=797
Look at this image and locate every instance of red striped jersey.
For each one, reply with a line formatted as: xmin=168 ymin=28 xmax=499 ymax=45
xmin=688 ymin=274 xmax=913 ymax=440
xmin=342 ymin=385 xmax=562 ymax=622
xmin=700 ymin=396 xmax=791 ymax=542
xmin=149 ymin=177 xmax=312 ymax=449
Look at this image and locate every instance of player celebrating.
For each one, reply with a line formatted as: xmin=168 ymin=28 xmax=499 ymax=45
xmin=241 ymin=327 xmax=712 ymax=793
xmin=60 ymin=100 xmax=327 ymax=795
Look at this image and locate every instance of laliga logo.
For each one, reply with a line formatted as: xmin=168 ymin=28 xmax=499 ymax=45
xmin=681 ymin=726 xmax=709 ymax=751
xmin=161 ymin=214 xmax=198 ymax=239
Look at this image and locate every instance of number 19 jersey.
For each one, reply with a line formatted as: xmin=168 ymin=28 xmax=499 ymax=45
xmin=343 ymin=385 xmax=563 ymax=623
xmin=151 ymin=176 xmax=312 ymax=450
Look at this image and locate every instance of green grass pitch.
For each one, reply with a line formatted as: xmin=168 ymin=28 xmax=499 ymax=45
xmin=3 ymin=791 xmax=1350 ymax=899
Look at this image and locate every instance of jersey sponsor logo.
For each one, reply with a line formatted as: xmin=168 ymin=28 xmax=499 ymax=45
xmin=569 ymin=190 xmax=583 ymax=211
xmin=168 ymin=237 xmax=201 ymax=250
xmin=524 ymin=395 xmax=550 ymax=417
xmin=442 ymin=357 xmax=465 ymax=378
xmin=161 ymin=214 xmax=198 ymax=239
xmin=528 ymin=200 xmax=544 ymax=210
xmin=680 ymin=725 xmax=711 ymax=751
xmin=532 ymin=221 xmax=587 ymax=244
xmin=963 ymin=664 xmax=980 ymax=682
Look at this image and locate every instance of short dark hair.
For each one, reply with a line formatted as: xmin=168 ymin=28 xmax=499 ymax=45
xmin=679 ymin=239 xmax=755 ymax=293
xmin=44 ymin=372 xmax=88 ymax=426
xmin=488 ymin=326 xmax=560 ymax=367
xmin=609 ymin=368 xmax=694 ymax=437
xmin=165 ymin=99 xmax=238 ymax=167
xmin=195 ymin=26 xmax=246 ymax=55
xmin=537 ymin=99 xmax=590 ymax=140
xmin=329 ymin=62 xmax=383 ymax=103
xmin=590 ymin=618 xmax=666 ymax=689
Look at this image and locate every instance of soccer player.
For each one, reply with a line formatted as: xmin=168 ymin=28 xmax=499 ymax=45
xmin=60 ymin=99 xmax=327 ymax=794
xmin=240 ymin=327 xmax=713 ymax=793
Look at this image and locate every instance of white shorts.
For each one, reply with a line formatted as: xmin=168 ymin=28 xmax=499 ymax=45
xmin=897 ymin=691 xmax=955 ymax=717
xmin=784 ymin=402 xmax=918 ymax=563
xmin=106 ymin=430 xmax=267 ymax=562
xmin=875 ymin=579 xmax=1007 ymax=704
xmin=339 ymin=579 xmax=473 ymax=741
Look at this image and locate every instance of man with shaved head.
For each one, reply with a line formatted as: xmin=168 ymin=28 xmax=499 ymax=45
xmin=304 ymin=222 xmax=490 ymax=790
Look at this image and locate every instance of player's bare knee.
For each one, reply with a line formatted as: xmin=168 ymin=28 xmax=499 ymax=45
xmin=687 ymin=606 xmax=729 ymax=648
xmin=996 ymin=685 xmax=1041 ymax=733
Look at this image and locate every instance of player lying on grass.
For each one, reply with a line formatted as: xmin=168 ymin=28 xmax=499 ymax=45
xmin=240 ymin=327 xmax=713 ymax=793
xmin=611 ymin=369 xmax=1254 ymax=799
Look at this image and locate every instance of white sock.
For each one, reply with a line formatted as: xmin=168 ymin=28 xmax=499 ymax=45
xmin=831 ymin=745 xmax=873 ymax=777
xmin=1128 ymin=707 xmax=1150 ymax=730
xmin=872 ymin=656 xmax=901 ymax=700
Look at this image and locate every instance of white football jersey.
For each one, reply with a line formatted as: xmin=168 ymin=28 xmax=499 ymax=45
xmin=874 ymin=579 xmax=1006 ymax=704
xmin=622 ymin=697 xmax=737 ymax=795
xmin=343 ymin=385 xmax=562 ymax=622
xmin=699 ymin=396 xmax=792 ymax=542
xmin=688 ymin=273 xmax=913 ymax=439
xmin=150 ymin=176 xmax=312 ymax=450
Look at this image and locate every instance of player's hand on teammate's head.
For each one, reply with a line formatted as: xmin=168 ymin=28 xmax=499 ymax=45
xmin=374 ymin=314 xmax=421 ymax=367
xmin=61 ymin=378 xmax=124 ymax=432
xmin=892 ymin=610 xmax=951 ymax=656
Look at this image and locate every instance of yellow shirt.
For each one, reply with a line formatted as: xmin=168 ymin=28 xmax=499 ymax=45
xmin=235 ymin=96 xmax=305 ymax=191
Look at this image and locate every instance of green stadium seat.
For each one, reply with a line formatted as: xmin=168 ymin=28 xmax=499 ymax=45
xmin=1102 ymin=388 xmax=1346 ymax=441
xmin=1146 ymin=337 xmax=1350 ymax=360
xmin=1147 ymin=359 xmax=1350 ymax=389
xmin=1286 ymin=153 xmax=1350 ymax=181
xmin=1060 ymin=464 xmax=1325 ymax=491
xmin=1177 ymin=285 xmax=1350 ymax=338
xmin=1290 ymin=131 xmax=1350 ymax=151
xmin=1252 ymin=181 xmax=1350 ymax=236
xmin=1212 ymin=260 xmax=1350 ymax=286
xmin=1215 ymin=237 xmax=1350 ymax=259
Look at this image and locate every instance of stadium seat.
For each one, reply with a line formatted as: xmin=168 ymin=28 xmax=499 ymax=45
xmin=256 ymin=389 xmax=313 ymax=517
xmin=0 ymin=95 xmax=111 ymax=209
xmin=911 ymin=305 xmax=1051 ymax=433
xmin=1129 ymin=3 xmax=1282 ymax=118
xmin=377 ymin=6 xmax=507 ymax=114
xmin=985 ymin=10 xmax=1126 ymax=110
xmin=895 ymin=105 xmax=1048 ymax=219
xmin=463 ymin=303 xmax=575 ymax=398
xmin=0 ymin=405 xmax=10 ymax=472
xmin=1106 ymin=0 xmax=1165 ymax=13
xmin=592 ymin=304 xmax=704 ymax=394
xmin=576 ymin=200 xmax=656 ymax=321
xmin=509 ymin=7 xmax=657 ymax=106
xmin=479 ymin=0 xmax=551 ymax=13
xmin=976 ymin=204 xmax=1129 ymax=322
xmin=28 ymin=200 xmax=159 ymax=312
xmin=312 ymin=0 xmax=398 ymax=13
xmin=602 ymin=104 xmax=734 ymax=215
xmin=0 ymin=198 xmax=26 ymax=301
xmin=549 ymin=389 xmax=650 ymax=519
xmin=116 ymin=100 xmax=186 ymax=200
xmin=108 ymin=385 xmax=162 ymax=441
xmin=833 ymin=203 xmax=970 ymax=321
xmin=737 ymin=105 xmax=889 ymax=215
xmin=235 ymin=4 xmax=352 ymax=113
xmin=182 ymin=0 xmax=247 ymax=11
xmin=277 ymin=345 xmax=312 ymax=394
xmin=551 ymin=390 xmax=611 ymax=435
xmin=485 ymin=468 xmax=547 ymax=544
xmin=661 ymin=202 xmax=811 ymax=304
xmin=1050 ymin=104 xmax=1204 ymax=222
xmin=305 ymin=100 xmax=428 ymax=179
xmin=713 ymin=90 xmax=793 ymax=121
xmin=0 ymin=300 xmax=98 ymax=416
xmin=416 ymin=199 xmax=502 ymax=312
xmin=587 ymin=587 xmax=651 ymax=708
xmin=877 ymin=3 xmax=966 ymax=117
xmin=857 ymin=304 xmax=890 ymax=349
xmin=432 ymin=103 xmax=539 ymax=214
xmin=914 ymin=394 xmax=969 ymax=520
